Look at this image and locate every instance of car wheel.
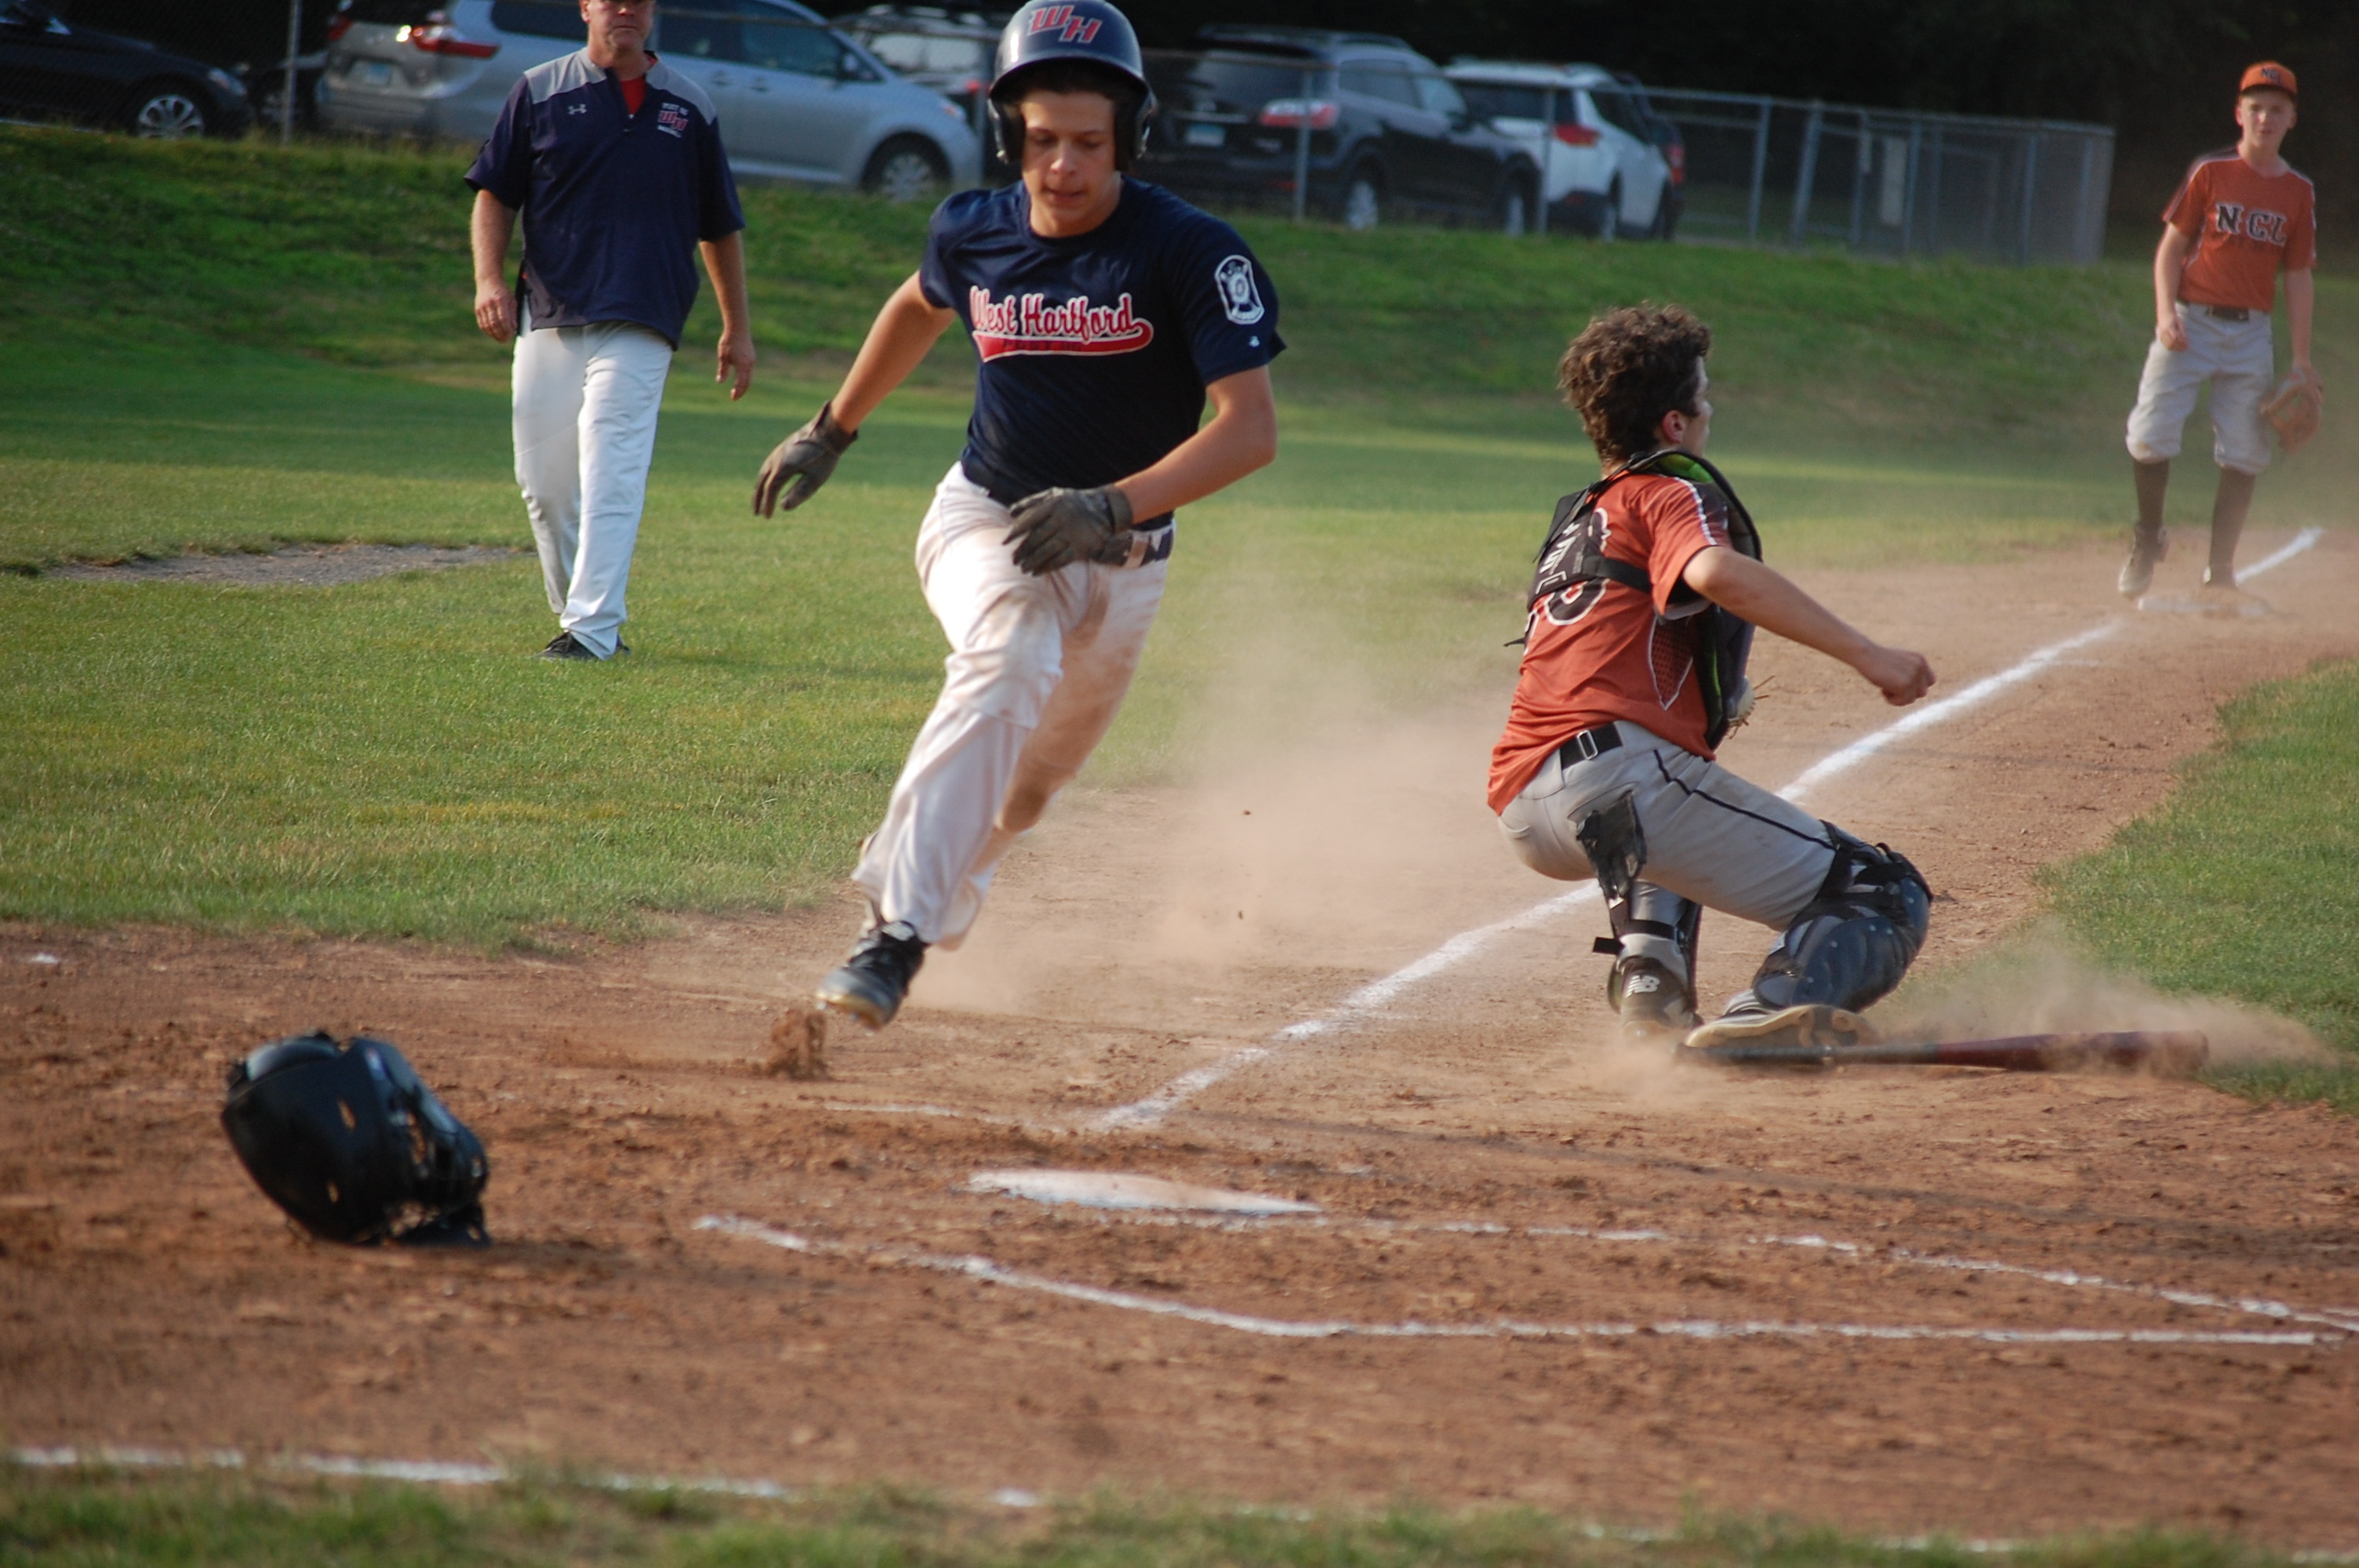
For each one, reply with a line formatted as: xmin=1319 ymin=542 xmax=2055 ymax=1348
xmin=861 ymin=136 xmax=947 ymax=203
xmin=1342 ymin=169 xmax=1382 ymax=232
xmin=1596 ymin=180 xmax=1621 ymax=241
xmin=126 ymin=84 xmax=211 ymax=139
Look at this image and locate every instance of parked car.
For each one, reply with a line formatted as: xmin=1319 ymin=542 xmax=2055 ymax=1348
xmin=318 ymin=0 xmax=981 ymax=197
xmin=1612 ymin=69 xmax=1685 ymax=238
xmin=0 ymin=0 xmax=252 ymax=136
xmin=1445 ymin=60 xmax=1675 ymax=239
xmin=50 ymin=0 xmax=333 ymax=129
xmin=828 ymin=5 xmax=1000 ymax=157
xmin=1138 ymin=26 xmax=1539 ymax=234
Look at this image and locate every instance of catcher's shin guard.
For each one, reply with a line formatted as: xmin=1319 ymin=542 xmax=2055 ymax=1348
xmin=1576 ymin=793 xmax=1701 ymax=1040
xmin=1733 ymin=829 xmax=1929 ymax=1018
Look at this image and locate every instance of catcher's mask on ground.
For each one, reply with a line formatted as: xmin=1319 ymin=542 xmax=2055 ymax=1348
xmin=220 ymin=1032 xmax=491 ymax=1247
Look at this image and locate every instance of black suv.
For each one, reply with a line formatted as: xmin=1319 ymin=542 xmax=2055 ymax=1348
xmin=1139 ymin=26 xmax=1538 ymax=233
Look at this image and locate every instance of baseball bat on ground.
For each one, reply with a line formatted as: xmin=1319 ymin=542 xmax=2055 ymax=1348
xmin=1681 ymin=1030 xmax=2208 ymax=1076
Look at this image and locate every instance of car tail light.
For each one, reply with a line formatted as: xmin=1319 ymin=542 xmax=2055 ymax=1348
xmin=398 ymin=18 xmax=499 ymax=57
xmin=1552 ymin=123 xmax=1600 ymax=147
xmin=325 ymin=12 xmax=353 ymax=42
xmin=1258 ymin=98 xmax=1338 ymax=131
xmin=1667 ymin=143 xmax=1685 ymax=182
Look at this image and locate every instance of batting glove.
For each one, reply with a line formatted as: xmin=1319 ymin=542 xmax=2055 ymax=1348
xmin=753 ymin=401 xmax=857 ymax=517
xmin=1005 ymin=485 xmax=1134 ymax=576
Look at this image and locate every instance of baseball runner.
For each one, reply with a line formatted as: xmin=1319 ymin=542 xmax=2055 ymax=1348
xmin=2120 ymin=61 xmax=2317 ymax=604
xmin=467 ymin=0 xmax=756 ymax=661
xmin=1492 ymin=305 xmax=1939 ymax=1051
xmin=751 ymin=0 xmax=1281 ymax=1027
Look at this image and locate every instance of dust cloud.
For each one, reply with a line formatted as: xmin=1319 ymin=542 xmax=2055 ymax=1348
xmin=1885 ymin=937 xmax=2332 ymax=1068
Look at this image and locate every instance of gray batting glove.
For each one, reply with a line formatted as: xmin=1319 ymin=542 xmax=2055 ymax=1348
xmin=753 ymin=401 xmax=857 ymax=517
xmin=1005 ymin=485 xmax=1134 ymax=576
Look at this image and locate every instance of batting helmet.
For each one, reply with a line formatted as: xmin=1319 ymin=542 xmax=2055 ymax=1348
xmin=220 ymin=1032 xmax=490 ymax=1247
xmin=988 ymin=0 xmax=1155 ymax=170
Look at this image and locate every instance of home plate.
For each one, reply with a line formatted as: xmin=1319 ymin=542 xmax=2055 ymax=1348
xmin=965 ymin=1169 xmax=1320 ymax=1214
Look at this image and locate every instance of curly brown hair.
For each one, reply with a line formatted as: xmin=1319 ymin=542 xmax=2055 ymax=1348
xmin=1556 ymin=304 xmax=1713 ymax=463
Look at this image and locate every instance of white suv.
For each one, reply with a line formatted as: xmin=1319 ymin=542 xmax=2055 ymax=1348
xmin=319 ymin=0 xmax=980 ymax=197
xmin=1445 ymin=60 xmax=1672 ymax=240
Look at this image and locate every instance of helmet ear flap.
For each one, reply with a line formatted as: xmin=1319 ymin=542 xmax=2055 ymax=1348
xmin=993 ymin=85 xmax=1154 ymax=173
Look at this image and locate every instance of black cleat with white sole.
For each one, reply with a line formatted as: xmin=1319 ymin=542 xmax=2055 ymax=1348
xmin=1612 ymin=956 xmax=1696 ymax=1047
xmin=1681 ymin=1002 xmax=1876 ymax=1055
xmin=815 ymin=920 xmax=927 ymax=1028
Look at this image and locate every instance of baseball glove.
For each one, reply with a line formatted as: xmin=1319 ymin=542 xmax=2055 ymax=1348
xmin=1005 ymin=485 xmax=1135 ymax=575
xmin=2262 ymin=374 xmax=2323 ymax=455
xmin=752 ymin=401 xmax=858 ymax=516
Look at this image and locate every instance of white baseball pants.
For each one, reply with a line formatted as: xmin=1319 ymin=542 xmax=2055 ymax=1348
xmin=511 ymin=305 xmax=674 ymax=658
xmin=2125 ymin=303 xmax=2275 ymax=475
xmin=852 ymin=465 xmax=1169 ymax=948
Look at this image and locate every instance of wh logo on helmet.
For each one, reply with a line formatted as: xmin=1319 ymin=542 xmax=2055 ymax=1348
xmin=1027 ymin=4 xmax=1102 ymax=42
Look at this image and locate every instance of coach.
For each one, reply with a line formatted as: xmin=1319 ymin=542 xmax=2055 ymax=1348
xmin=467 ymin=0 xmax=755 ymax=661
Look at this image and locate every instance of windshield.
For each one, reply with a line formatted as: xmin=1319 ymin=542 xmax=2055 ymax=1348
xmin=1151 ymin=56 xmax=1325 ymax=113
xmin=1455 ymin=81 xmax=1552 ymax=122
xmin=858 ymin=29 xmax=987 ymax=74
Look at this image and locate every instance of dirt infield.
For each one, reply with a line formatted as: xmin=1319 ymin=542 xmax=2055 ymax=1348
xmin=6 ymin=532 xmax=2359 ymax=1547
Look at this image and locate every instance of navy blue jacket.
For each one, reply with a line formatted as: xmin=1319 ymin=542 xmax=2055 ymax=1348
xmin=467 ymin=52 xmax=743 ymax=347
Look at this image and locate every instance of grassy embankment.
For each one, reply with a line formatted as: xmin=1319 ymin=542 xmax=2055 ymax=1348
xmin=0 ymin=1465 xmax=2321 ymax=1568
xmin=0 ymin=127 xmax=2354 ymax=992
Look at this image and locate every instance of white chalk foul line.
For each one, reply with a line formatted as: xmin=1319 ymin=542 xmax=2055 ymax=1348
xmin=695 ymin=1214 xmax=2338 ymax=1348
xmin=5 ymin=1444 xmax=798 ymax=1499
xmin=1099 ymin=526 xmax=2330 ymax=1129
xmin=939 ymin=1202 xmax=2359 ymax=1336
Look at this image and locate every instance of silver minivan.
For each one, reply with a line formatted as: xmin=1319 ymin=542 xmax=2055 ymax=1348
xmin=319 ymin=0 xmax=980 ymax=196
xmin=1445 ymin=60 xmax=1673 ymax=239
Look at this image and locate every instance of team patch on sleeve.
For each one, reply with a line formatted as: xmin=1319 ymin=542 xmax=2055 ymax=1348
xmin=1213 ymin=255 xmax=1265 ymax=325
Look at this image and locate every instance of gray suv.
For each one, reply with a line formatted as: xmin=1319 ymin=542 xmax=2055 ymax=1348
xmin=319 ymin=0 xmax=980 ymax=196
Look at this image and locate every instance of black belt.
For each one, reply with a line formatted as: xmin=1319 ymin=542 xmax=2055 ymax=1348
xmin=1556 ymin=722 xmax=1623 ymax=768
xmin=2201 ymin=304 xmax=2252 ymax=322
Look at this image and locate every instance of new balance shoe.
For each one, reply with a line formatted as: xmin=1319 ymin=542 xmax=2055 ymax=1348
xmin=2117 ymin=525 xmax=2168 ymax=600
xmin=815 ymin=920 xmax=927 ymax=1028
xmin=1682 ymin=1002 xmax=1877 ymax=1054
xmin=1612 ymin=956 xmax=1696 ymax=1047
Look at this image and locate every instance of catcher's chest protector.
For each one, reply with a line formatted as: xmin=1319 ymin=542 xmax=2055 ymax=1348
xmin=221 ymin=1033 xmax=489 ymax=1247
xmin=1525 ymin=448 xmax=1762 ymax=748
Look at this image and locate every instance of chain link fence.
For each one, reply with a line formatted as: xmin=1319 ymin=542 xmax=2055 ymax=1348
xmin=1641 ymin=89 xmax=2114 ymax=266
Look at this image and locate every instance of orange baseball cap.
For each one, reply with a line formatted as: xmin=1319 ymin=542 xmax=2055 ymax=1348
xmin=2240 ymin=61 xmax=2297 ymax=98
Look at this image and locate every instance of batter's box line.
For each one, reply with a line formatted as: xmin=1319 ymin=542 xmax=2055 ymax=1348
xmin=692 ymin=1214 xmax=2343 ymax=1348
xmin=785 ymin=1201 xmax=2359 ymax=1337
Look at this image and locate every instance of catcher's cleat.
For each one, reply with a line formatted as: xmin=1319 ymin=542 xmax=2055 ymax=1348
xmin=2117 ymin=525 xmax=2168 ymax=600
xmin=1614 ymin=956 xmax=1697 ymax=1046
xmin=1682 ymin=1002 xmax=1878 ymax=1054
xmin=815 ymin=920 xmax=926 ymax=1028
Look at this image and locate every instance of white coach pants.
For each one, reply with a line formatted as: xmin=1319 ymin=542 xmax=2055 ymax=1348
xmin=852 ymin=465 xmax=1169 ymax=948
xmin=511 ymin=306 xmax=674 ymax=658
xmin=2125 ymin=304 xmax=2275 ymax=475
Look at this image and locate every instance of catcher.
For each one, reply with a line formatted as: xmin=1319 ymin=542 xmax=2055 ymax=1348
xmin=1491 ymin=305 xmax=1938 ymax=1051
xmin=2121 ymin=61 xmax=2320 ymax=604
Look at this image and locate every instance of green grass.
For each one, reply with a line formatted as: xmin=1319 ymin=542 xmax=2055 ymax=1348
xmin=2 ymin=125 xmax=2355 ymax=942
xmin=2036 ymin=658 xmax=2359 ymax=1109
xmin=0 ymin=1468 xmax=2323 ymax=1568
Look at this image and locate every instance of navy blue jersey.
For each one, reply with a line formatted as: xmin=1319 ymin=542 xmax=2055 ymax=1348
xmin=919 ymin=179 xmax=1282 ymax=519
xmin=466 ymin=52 xmax=743 ymax=348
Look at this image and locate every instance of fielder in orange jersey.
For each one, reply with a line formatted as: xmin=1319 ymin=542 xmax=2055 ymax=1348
xmin=2120 ymin=61 xmax=2317 ymax=604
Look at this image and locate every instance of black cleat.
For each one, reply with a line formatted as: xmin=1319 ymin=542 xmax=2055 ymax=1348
xmin=2118 ymin=525 xmax=2168 ymax=600
xmin=815 ymin=920 xmax=927 ymax=1028
xmin=1612 ymin=956 xmax=1696 ymax=1046
xmin=537 ymin=630 xmax=599 ymax=661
